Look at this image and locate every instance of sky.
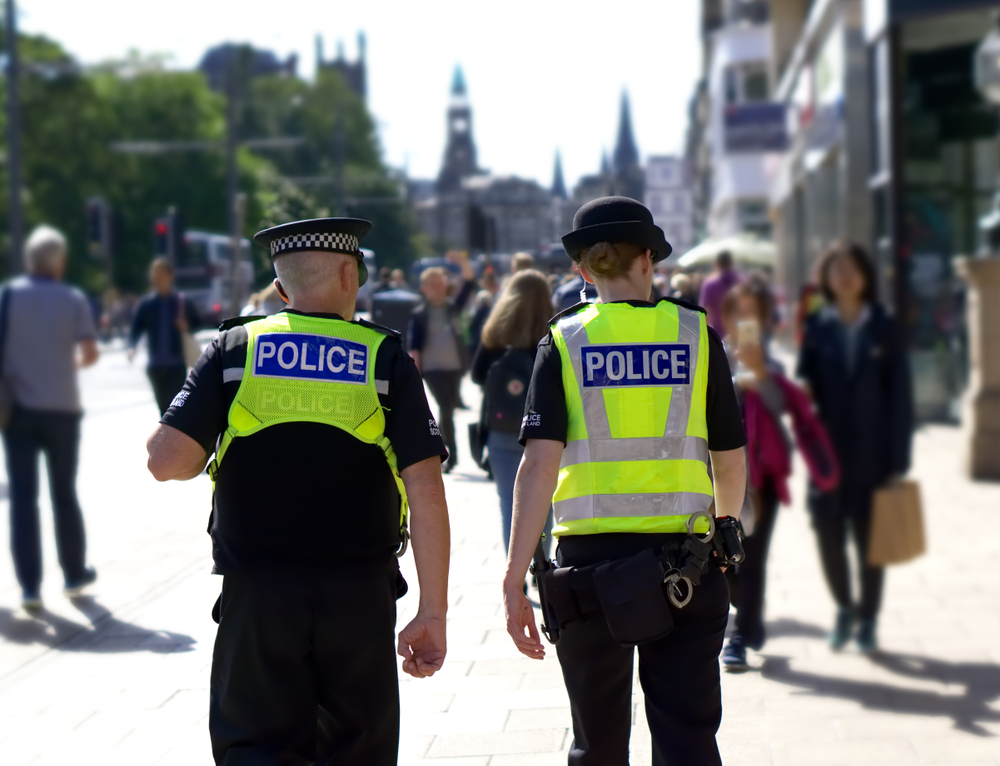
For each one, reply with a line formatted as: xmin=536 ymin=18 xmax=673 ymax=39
xmin=18 ymin=0 xmax=703 ymax=191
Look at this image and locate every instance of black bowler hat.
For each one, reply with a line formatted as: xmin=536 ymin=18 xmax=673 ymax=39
xmin=253 ymin=217 xmax=373 ymax=286
xmin=561 ymin=197 xmax=672 ymax=264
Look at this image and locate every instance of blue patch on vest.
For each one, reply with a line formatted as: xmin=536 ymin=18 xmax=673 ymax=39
xmin=581 ymin=343 xmax=690 ymax=388
xmin=253 ymin=333 xmax=368 ymax=384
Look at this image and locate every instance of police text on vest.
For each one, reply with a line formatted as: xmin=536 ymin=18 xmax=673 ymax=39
xmin=253 ymin=333 xmax=368 ymax=384
xmin=581 ymin=343 xmax=690 ymax=387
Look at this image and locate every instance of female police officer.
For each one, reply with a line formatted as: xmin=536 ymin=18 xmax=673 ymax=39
xmin=503 ymin=197 xmax=747 ymax=766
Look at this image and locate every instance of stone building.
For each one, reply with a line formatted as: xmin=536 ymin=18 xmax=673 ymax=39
xmin=415 ymin=73 xmax=648 ymax=255
xmin=316 ymin=32 xmax=367 ymax=100
xmin=415 ymin=68 xmax=557 ymax=254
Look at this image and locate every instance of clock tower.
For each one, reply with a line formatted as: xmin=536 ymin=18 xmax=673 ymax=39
xmin=437 ymin=66 xmax=480 ymax=193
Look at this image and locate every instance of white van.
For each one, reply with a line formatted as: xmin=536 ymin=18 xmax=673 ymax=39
xmin=175 ymin=231 xmax=255 ymax=325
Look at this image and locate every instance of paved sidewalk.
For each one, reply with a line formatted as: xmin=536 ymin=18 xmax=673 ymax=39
xmin=0 ymin=348 xmax=999 ymax=764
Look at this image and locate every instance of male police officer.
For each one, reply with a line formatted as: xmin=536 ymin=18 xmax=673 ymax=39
xmin=146 ymin=217 xmax=451 ymax=765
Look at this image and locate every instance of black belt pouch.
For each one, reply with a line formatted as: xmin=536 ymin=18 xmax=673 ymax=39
xmin=592 ymin=549 xmax=673 ymax=646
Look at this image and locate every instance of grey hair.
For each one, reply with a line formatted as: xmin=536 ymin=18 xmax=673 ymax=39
xmin=24 ymin=225 xmax=68 ymax=275
xmin=273 ymin=250 xmax=351 ymax=298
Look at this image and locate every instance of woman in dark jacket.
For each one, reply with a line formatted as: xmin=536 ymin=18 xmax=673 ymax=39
xmin=797 ymin=241 xmax=913 ymax=653
xmin=470 ymin=269 xmax=553 ymax=555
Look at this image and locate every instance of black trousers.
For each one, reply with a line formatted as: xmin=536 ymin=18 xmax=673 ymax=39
xmin=555 ymin=568 xmax=730 ymax=766
xmin=726 ymin=480 xmax=779 ymax=650
xmin=2 ymin=406 xmax=87 ymax=593
xmin=422 ymin=370 xmax=461 ymax=465
xmin=809 ymin=486 xmax=885 ymax=620
xmin=147 ymin=365 xmax=188 ymax=417
xmin=210 ymin=570 xmax=400 ymax=766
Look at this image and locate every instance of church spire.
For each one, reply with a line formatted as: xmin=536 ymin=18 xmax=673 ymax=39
xmin=613 ymin=90 xmax=640 ymax=174
xmin=551 ymin=151 xmax=567 ymax=199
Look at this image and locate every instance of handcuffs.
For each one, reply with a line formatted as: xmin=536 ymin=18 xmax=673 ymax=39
xmin=662 ymin=511 xmax=746 ymax=609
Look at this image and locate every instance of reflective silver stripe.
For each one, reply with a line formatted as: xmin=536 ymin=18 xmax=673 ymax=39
xmin=561 ymin=435 xmax=709 ymax=467
xmin=554 ymin=491 xmax=713 ymax=522
xmin=556 ymin=311 xmax=611 ymax=439
xmin=663 ymin=308 xmax=702 ymax=438
xmin=375 ymin=379 xmax=389 ymax=395
xmin=222 ymin=367 xmax=245 ymax=384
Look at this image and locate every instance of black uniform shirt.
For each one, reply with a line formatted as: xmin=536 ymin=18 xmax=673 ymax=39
xmin=162 ymin=309 xmax=447 ymax=574
xmin=517 ymin=298 xmax=748 ymax=565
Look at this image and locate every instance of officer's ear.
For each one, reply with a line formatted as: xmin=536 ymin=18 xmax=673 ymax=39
xmin=274 ymin=278 xmax=291 ymax=304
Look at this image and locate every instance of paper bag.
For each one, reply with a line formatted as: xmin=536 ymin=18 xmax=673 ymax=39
xmin=868 ymin=480 xmax=925 ymax=566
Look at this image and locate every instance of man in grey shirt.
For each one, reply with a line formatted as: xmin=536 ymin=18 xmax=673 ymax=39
xmin=2 ymin=225 xmax=99 ymax=609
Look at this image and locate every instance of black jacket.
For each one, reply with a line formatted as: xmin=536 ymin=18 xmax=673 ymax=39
xmin=796 ymin=304 xmax=913 ymax=492
xmin=129 ymin=291 xmax=201 ymax=368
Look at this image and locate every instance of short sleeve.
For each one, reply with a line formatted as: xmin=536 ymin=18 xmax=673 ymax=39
xmin=519 ymin=332 xmax=568 ymax=445
xmin=705 ymin=327 xmax=747 ymax=451
xmin=160 ymin=336 xmax=229 ymax=453
xmin=74 ymin=289 xmax=97 ymax=341
xmin=381 ymin=341 xmax=448 ymax=469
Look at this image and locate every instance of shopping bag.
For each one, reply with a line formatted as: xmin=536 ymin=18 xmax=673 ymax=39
xmin=868 ymin=480 xmax=925 ymax=566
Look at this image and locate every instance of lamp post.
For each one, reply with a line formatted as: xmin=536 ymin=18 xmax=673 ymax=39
xmin=953 ymin=14 xmax=1000 ymax=479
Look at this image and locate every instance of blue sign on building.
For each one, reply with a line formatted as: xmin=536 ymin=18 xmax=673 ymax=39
xmin=724 ymin=103 xmax=789 ymax=153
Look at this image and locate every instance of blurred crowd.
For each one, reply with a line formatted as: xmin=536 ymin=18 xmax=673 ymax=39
xmin=0 ymin=221 xmax=914 ymax=664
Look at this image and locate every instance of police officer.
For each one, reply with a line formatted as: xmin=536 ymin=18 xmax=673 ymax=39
xmin=503 ymin=197 xmax=748 ymax=766
xmin=146 ymin=218 xmax=451 ymax=765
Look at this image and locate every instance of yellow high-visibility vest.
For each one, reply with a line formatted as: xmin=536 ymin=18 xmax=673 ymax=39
xmin=208 ymin=312 xmax=408 ymax=540
xmin=550 ymin=301 xmax=713 ymax=537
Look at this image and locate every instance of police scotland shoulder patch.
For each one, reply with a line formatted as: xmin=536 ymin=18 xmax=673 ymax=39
xmin=581 ymin=343 xmax=690 ymax=388
xmin=253 ymin=333 xmax=368 ymax=384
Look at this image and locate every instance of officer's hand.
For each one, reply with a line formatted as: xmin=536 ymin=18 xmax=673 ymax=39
xmin=397 ymin=614 xmax=447 ymax=679
xmin=503 ymin=579 xmax=544 ymax=660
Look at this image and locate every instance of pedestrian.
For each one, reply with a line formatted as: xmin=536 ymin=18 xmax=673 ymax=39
xmin=145 ymin=217 xmax=451 ymax=765
xmin=128 ymin=257 xmax=202 ymax=416
xmin=503 ymin=197 xmax=748 ymax=766
xmin=1 ymin=225 xmax=100 ymax=610
xmin=797 ymin=240 xmax=913 ymax=654
xmin=470 ymin=269 xmax=553 ymax=555
xmin=374 ymin=265 xmax=392 ymax=292
xmin=698 ymin=250 xmax=741 ymax=338
xmin=468 ymin=267 xmax=499 ymax=357
xmin=407 ymin=251 xmax=476 ymax=473
xmin=389 ymin=268 xmax=411 ymax=292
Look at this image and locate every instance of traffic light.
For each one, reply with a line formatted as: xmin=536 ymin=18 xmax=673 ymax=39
xmin=86 ymin=197 xmax=110 ymax=259
xmin=153 ymin=208 xmax=184 ymax=261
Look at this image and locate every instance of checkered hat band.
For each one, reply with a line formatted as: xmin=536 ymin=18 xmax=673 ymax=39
xmin=270 ymin=232 xmax=360 ymax=257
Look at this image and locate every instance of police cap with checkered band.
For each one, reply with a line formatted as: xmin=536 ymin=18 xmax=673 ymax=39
xmin=254 ymin=217 xmax=373 ymax=286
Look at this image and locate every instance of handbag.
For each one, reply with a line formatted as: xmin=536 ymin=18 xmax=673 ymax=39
xmin=0 ymin=285 xmax=14 ymax=431
xmin=178 ymin=294 xmax=201 ymax=369
xmin=868 ymin=479 xmax=926 ymax=566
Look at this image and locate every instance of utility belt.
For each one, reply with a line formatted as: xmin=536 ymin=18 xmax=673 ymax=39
xmin=530 ymin=511 xmax=745 ymax=647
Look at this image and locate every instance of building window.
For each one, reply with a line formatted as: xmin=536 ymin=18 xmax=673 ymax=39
xmin=725 ymin=63 xmax=771 ymax=105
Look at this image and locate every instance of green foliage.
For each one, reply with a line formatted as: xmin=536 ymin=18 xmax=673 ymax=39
xmin=0 ymin=36 xmax=421 ymax=294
